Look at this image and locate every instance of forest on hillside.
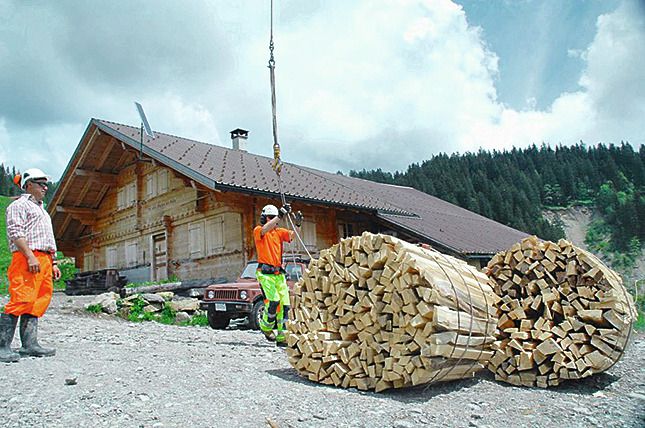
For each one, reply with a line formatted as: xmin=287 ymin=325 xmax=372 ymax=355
xmin=0 ymin=164 xmax=58 ymax=204
xmin=350 ymin=143 xmax=644 ymax=270
xmin=2 ymin=144 xmax=644 ymax=270
xmin=0 ymin=164 xmax=21 ymax=197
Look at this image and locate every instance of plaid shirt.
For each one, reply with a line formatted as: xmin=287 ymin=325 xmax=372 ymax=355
xmin=6 ymin=194 xmax=57 ymax=254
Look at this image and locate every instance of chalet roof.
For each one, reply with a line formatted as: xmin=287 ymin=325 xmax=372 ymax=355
xmin=95 ymin=120 xmax=413 ymax=216
xmin=53 ymin=119 xmax=528 ymax=255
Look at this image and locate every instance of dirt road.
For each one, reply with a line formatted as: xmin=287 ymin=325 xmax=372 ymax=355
xmin=1 ymin=294 xmax=643 ymax=428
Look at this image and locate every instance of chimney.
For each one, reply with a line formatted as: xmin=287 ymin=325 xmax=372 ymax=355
xmin=230 ymin=128 xmax=249 ymax=151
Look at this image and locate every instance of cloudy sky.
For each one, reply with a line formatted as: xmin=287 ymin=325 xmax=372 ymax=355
xmin=1 ymin=0 xmax=644 ymax=181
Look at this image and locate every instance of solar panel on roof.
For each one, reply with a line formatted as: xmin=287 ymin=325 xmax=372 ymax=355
xmin=134 ymin=102 xmax=156 ymax=138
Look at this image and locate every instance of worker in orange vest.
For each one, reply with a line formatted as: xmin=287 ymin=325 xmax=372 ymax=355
xmin=253 ymin=203 xmax=302 ymax=346
xmin=0 ymin=168 xmax=61 ymax=363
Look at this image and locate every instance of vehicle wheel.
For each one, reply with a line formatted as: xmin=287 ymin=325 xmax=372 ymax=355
xmin=249 ymin=300 xmax=265 ymax=330
xmin=207 ymin=306 xmax=230 ymax=330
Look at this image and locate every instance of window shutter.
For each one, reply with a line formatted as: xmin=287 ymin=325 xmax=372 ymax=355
xmin=117 ymin=189 xmax=124 ymax=210
xmin=303 ymin=220 xmax=317 ymax=249
xmin=206 ymin=216 xmax=224 ymax=255
xmin=84 ymin=252 xmax=94 ymax=272
xmin=189 ymin=222 xmax=204 ymax=258
xmin=126 ymin=240 xmax=138 ymax=267
xmin=158 ymin=169 xmax=168 ymax=194
xmin=106 ymin=246 xmax=117 ymax=269
xmin=146 ymin=174 xmax=155 ymax=199
xmin=128 ymin=183 xmax=137 ymax=206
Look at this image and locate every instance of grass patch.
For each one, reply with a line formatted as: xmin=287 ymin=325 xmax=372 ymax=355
xmin=635 ymin=312 xmax=645 ymax=332
xmin=157 ymin=303 xmax=177 ymax=325
xmin=119 ymin=295 xmax=206 ymax=327
xmin=125 ymin=275 xmax=180 ymax=289
xmin=123 ymin=296 xmax=181 ymax=325
xmin=126 ymin=296 xmax=157 ymax=322
xmin=0 ymin=196 xmax=12 ymax=295
xmin=85 ymin=304 xmax=103 ymax=314
xmin=54 ymin=256 xmax=77 ymax=291
xmin=179 ymin=313 xmax=208 ymax=327
xmin=634 ymin=280 xmax=645 ymax=332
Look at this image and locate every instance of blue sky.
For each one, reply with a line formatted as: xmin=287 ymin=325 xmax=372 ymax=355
xmin=0 ymin=0 xmax=643 ymax=180
xmin=460 ymin=0 xmax=621 ymax=110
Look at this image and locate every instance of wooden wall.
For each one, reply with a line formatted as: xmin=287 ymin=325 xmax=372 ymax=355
xmin=68 ymin=160 xmax=485 ymax=283
xmin=72 ymin=162 xmax=347 ymax=283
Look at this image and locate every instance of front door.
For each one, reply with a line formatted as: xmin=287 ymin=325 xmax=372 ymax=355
xmin=152 ymin=233 xmax=168 ymax=281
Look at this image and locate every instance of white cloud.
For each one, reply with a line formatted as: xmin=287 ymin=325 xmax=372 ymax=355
xmin=1 ymin=123 xmax=86 ymax=177
xmin=274 ymin=0 xmax=502 ymax=169
xmin=0 ymin=0 xmax=642 ymax=180
xmin=141 ymin=94 xmax=223 ymax=146
xmin=567 ymin=48 xmax=584 ymax=59
xmin=0 ymin=120 xmax=8 ymax=166
xmin=459 ymin=0 xmax=645 ymax=153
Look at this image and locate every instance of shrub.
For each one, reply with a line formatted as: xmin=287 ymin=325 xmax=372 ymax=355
xmin=122 ymin=296 xmax=178 ymax=324
xmin=54 ymin=256 xmax=78 ymax=291
xmin=179 ymin=314 xmax=208 ymax=327
xmin=157 ymin=303 xmax=177 ymax=325
xmin=126 ymin=296 xmax=156 ymax=322
xmin=85 ymin=304 xmax=103 ymax=314
xmin=125 ymin=275 xmax=179 ymax=289
xmin=635 ymin=280 xmax=645 ymax=332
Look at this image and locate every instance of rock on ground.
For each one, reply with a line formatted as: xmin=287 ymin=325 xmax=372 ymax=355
xmin=0 ymin=293 xmax=643 ymax=428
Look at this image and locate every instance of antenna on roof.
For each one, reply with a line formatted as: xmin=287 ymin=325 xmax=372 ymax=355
xmin=134 ymin=102 xmax=155 ymax=160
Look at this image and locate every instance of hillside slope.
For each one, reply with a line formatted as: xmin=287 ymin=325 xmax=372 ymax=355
xmin=0 ymin=195 xmax=12 ymax=293
xmin=351 ymin=143 xmax=644 ymax=257
xmin=545 ymin=206 xmax=645 ymax=284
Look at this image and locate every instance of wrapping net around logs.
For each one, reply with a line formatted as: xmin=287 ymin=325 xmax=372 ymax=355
xmin=285 ymin=232 xmax=500 ymax=392
xmin=486 ymin=236 xmax=637 ymax=388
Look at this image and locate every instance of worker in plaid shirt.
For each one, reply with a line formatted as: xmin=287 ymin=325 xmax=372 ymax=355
xmin=1 ymin=168 xmax=61 ymax=363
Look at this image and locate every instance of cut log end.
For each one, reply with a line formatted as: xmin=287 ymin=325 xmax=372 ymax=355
xmin=485 ymin=236 xmax=637 ymax=388
xmin=286 ymin=232 xmax=499 ymax=392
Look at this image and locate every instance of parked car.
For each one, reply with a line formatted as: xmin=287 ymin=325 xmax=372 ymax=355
xmin=201 ymin=258 xmax=308 ymax=330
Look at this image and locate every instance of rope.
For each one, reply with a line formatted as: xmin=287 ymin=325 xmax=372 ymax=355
xmin=267 ymin=0 xmax=312 ymax=266
xmin=268 ymin=0 xmax=282 ymax=177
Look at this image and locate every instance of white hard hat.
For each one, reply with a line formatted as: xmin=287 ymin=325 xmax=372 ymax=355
xmin=261 ymin=204 xmax=279 ymax=217
xmin=20 ymin=168 xmax=50 ymax=189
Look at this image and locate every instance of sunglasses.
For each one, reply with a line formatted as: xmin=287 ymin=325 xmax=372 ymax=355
xmin=31 ymin=181 xmax=49 ymax=188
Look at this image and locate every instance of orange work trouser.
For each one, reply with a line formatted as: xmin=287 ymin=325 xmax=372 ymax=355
xmin=4 ymin=251 xmax=53 ymax=317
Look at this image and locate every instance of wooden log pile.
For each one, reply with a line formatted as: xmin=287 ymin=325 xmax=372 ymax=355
xmin=65 ymin=269 xmax=127 ymax=296
xmin=485 ymin=236 xmax=637 ymax=388
xmin=285 ymin=232 xmax=500 ymax=392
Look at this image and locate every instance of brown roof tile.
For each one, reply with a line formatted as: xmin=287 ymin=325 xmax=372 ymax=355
xmin=96 ymin=119 xmax=528 ymax=254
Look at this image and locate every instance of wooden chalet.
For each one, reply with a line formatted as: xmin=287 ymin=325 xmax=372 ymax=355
xmin=49 ymin=119 xmax=528 ymax=283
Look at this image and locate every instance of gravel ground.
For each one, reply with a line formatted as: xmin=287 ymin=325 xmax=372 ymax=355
xmin=1 ymin=293 xmax=643 ymax=428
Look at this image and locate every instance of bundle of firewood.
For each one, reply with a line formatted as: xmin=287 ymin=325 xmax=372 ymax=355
xmin=286 ymin=232 xmax=500 ymax=392
xmin=486 ymin=236 xmax=637 ymax=388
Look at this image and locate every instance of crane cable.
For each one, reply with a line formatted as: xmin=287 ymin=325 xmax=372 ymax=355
xmin=268 ymin=0 xmax=282 ymax=179
xmin=267 ymin=0 xmax=313 ymax=265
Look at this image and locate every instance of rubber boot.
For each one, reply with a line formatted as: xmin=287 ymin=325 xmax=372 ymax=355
xmin=275 ymin=331 xmax=287 ymax=347
xmin=259 ymin=301 xmax=278 ymax=342
xmin=259 ymin=317 xmax=276 ymax=342
xmin=262 ymin=330 xmax=276 ymax=342
xmin=275 ymin=318 xmax=287 ymax=347
xmin=0 ymin=313 xmax=20 ymax=363
xmin=18 ymin=314 xmax=55 ymax=357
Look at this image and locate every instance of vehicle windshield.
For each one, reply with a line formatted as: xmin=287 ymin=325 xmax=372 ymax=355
xmin=240 ymin=262 xmax=259 ymax=279
xmin=285 ymin=263 xmax=303 ymax=281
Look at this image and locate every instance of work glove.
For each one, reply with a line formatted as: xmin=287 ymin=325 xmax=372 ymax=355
xmin=278 ymin=203 xmax=291 ymax=218
xmin=294 ymin=211 xmax=303 ymax=227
